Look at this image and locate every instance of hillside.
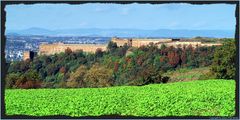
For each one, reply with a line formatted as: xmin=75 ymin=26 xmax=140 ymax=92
xmin=163 ymin=67 xmax=211 ymax=82
xmin=5 ymin=79 xmax=235 ymax=117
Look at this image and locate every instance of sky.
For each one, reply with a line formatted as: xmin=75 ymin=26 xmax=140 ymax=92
xmin=5 ymin=3 xmax=236 ymax=31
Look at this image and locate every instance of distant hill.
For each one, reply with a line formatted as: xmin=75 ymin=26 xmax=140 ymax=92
xmin=6 ymin=27 xmax=57 ymax=36
xmin=6 ymin=27 xmax=235 ymax=38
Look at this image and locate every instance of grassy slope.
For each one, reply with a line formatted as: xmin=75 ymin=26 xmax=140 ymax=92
xmin=163 ymin=67 xmax=211 ymax=83
xmin=5 ymin=79 xmax=235 ymax=117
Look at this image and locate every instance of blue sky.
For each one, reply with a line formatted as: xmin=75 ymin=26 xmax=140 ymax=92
xmin=5 ymin=3 xmax=236 ymax=30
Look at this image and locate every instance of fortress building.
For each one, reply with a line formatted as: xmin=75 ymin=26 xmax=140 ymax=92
xmin=39 ymin=42 xmax=107 ymax=56
xmin=38 ymin=38 xmax=177 ymax=56
xmin=158 ymin=41 xmax=222 ymax=48
xmin=23 ymin=37 xmax=222 ymax=60
xmin=111 ymin=37 xmax=221 ymax=48
xmin=23 ymin=51 xmax=37 ymax=61
xmin=111 ymin=37 xmax=174 ymax=47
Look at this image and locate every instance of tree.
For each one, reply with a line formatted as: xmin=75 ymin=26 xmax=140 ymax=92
xmin=127 ymin=65 xmax=169 ymax=86
xmin=115 ymin=43 xmax=129 ymax=57
xmin=66 ymin=65 xmax=87 ymax=88
xmin=95 ymin=48 xmax=103 ymax=58
xmin=147 ymin=42 xmax=159 ymax=55
xmin=15 ymin=70 xmax=41 ymax=89
xmin=211 ymin=40 xmax=236 ymax=79
xmin=160 ymin=44 xmax=167 ymax=50
xmin=84 ymin=64 xmax=113 ymax=87
xmin=59 ymin=66 xmax=67 ymax=74
xmin=44 ymin=57 xmax=52 ymax=65
xmin=114 ymin=62 xmax=119 ymax=72
xmin=19 ymin=60 xmax=31 ymax=72
xmin=39 ymin=68 xmax=47 ymax=80
xmin=160 ymin=44 xmax=168 ymax=56
xmin=65 ymin=47 xmax=73 ymax=55
xmin=46 ymin=64 xmax=59 ymax=76
xmin=75 ymin=49 xmax=84 ymax=57
xmin=167 ymin=51 xmax=180 ymax=68
xmin=32 ymin=59 xmax=43 ymax=72
xmin=107 ymin=41 xmax=118 ymax=54
xmin=180 ymin=51 xmax=187 ymax=67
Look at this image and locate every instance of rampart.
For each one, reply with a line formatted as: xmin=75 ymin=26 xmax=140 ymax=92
xmin=111 ymin=37 xmax=222 ymax=48
xmin=39 ymin=42 xmax=107 ymax=55
xmin=37 ymin=38 xmax=222 ymax=57
xmin=111 ymin=37 xmax=173 ymax=47
xmin=159 ymin=41 xmax=222 ymax=48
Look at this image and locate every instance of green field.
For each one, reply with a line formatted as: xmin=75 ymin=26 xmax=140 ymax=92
xmin=5 ymin=79 xmax=235 ymax=117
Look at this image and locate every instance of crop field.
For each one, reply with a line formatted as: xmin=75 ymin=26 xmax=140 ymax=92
xmin=5 ymin=79 xmax=235 ymax=117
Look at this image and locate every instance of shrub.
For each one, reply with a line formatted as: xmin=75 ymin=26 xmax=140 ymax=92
xmin=14 ymin=70 xmax=42 ymax=89
xmin=5 ymin=73 xmax=21 ymax=88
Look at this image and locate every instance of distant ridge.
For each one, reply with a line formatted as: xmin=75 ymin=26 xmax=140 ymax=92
xmin=6 ymin=27 xmax=235 ymax=38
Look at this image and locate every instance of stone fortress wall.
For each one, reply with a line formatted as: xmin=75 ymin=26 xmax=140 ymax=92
xmin=160 ymin=41 xmax=218 ymax=48
xmin=111 ymin=37 xmax=222 ymax=48
xmin=111 ymin=37 xmax=173 ymax=47
xmin=39 ymin=42 xmax=107 ymax=56
xmin=27 ymin=37 xmax=222 ymax=60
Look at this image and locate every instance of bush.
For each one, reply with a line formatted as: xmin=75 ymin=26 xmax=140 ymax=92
xmin=5 ymin=73 xmax=21 ymax=88
xmin=14 ymin=70 xmax=42 ymax=89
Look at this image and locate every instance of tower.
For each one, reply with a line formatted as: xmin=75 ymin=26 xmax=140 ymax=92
xmin=23 ymin=51 xmax=36 ymax=61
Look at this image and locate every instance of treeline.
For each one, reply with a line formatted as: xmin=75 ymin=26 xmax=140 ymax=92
xmin=5 ymin=39 xmax=236 ymax=89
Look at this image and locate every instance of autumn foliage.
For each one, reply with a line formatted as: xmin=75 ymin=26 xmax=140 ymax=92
xmin=6 ymin=40 xmax=225 ymax=89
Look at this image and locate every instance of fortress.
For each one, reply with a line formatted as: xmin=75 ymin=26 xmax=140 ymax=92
xmin=38 ymin=42 xmax=106 ymax=56
xmin=110 ymin=37 xmax=222 ymax=48
xmin=23 ymin=37 xmax=222 ymax=60
xmin=111 ymin=37 xmax=173 ymax=47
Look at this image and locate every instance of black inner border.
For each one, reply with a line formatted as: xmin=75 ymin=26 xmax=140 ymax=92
xmin=1 ymin=0 xmax=239 ymax=119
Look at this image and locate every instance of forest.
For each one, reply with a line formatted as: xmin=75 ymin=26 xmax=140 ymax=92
xmin=5 ymin=38 xmax=236 ymax=89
